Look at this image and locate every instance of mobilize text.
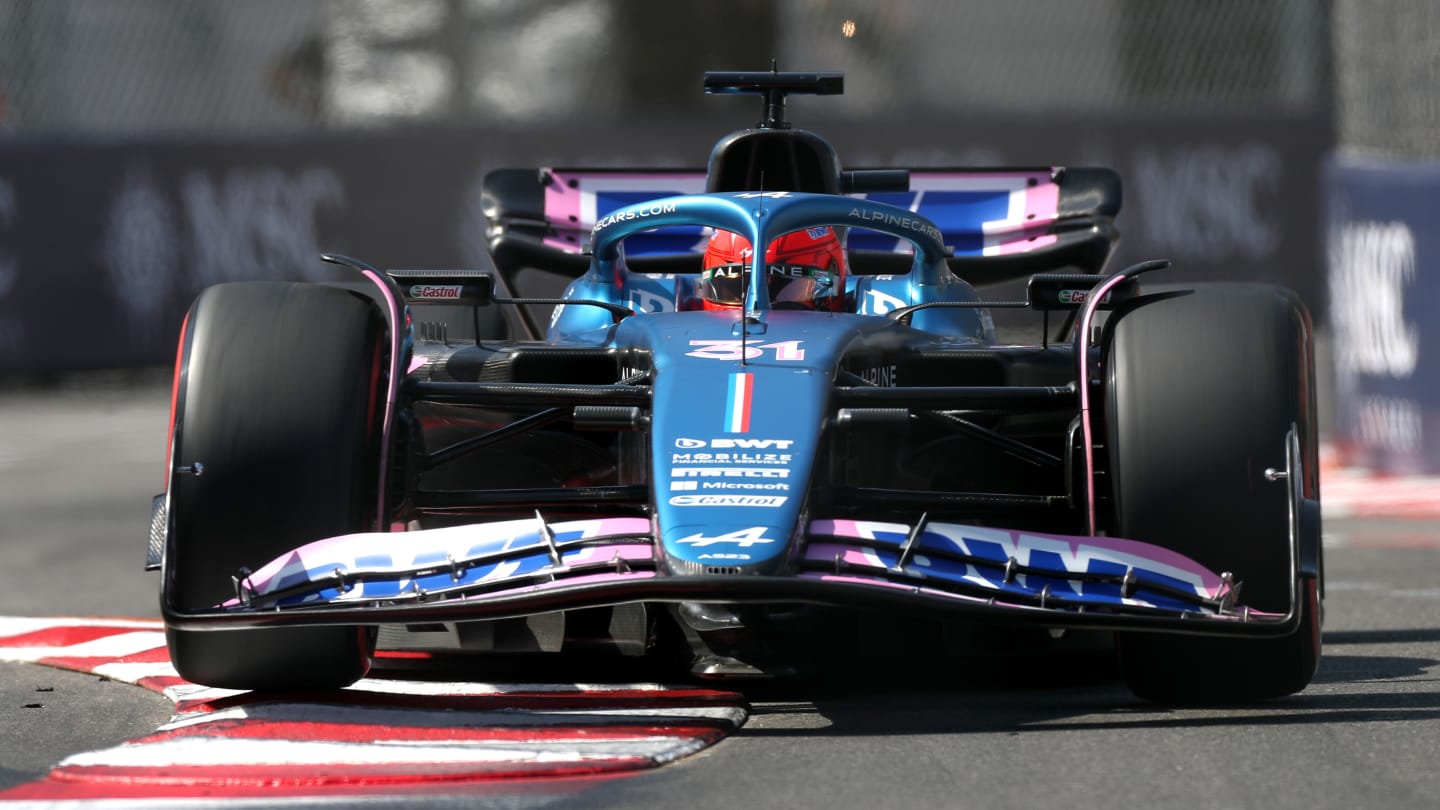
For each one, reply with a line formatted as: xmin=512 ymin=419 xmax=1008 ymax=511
xmin=672 ymin=453 xmax=793 ymax=465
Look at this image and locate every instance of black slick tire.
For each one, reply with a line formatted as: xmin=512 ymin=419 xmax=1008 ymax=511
xmin=163 ymin=282 xmax=384 ymax=690
xmin=1106 ymin=283 xmax=1321 ymax=704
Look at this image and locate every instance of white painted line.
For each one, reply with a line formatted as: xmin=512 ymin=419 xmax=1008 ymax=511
xmin=58 ymin=736 xmax=665 ymax=768
xmin=158 ymin=701 xmax=745 ymax=732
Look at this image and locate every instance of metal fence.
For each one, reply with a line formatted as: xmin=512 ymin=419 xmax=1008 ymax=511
xmin=0 ymin=0 xmax=1349 ymax=377
xmin=0 ymin=0 xmax=1331 ymax=135
xmin=1332 ymin=0 xmax=1440 ymax=160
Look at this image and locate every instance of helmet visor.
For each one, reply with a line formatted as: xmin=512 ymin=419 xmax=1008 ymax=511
xmin=699 ymin=263 xmax=746 ymax=307
xmin=700 ymin=263 xmax=839 ymax=309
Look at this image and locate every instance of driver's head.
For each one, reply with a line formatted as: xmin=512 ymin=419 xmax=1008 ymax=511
xmin=700 ymin=227 xmax=846 ymax=311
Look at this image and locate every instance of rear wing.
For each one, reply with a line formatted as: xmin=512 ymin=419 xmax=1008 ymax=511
xmin=481 ymin=167 xmax=1121 ymax=289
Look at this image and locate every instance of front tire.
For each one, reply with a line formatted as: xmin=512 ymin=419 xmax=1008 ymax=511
xmin=1106 ymin=283 xmax=1321 ymax=704
xmin=163 ymin=282 xmax=385 ymax=690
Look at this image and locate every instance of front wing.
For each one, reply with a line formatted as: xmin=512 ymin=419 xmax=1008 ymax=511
xmin=162 ymin=516 xmax=1306 ymax=639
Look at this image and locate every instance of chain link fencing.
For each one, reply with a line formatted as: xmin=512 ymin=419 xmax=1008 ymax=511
xmin=0 ymin=0 xmax=1332 ymax=135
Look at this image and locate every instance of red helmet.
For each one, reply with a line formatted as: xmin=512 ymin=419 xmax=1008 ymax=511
xmin=700 ymin=227 xmax=846 ymax=311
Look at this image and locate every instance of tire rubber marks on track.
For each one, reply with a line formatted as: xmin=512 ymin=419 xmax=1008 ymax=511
xmin=0 ymin=617 xmax=747 ymax=801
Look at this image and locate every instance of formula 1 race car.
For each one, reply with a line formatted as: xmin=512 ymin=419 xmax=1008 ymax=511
xmin=151 ymin=71 xmax=1322 ymax=704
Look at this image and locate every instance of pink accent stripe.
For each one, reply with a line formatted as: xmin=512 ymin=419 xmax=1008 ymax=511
xmin=987 ymin=173 xmax=1060 ymax=255
xmin=360 ymin=267 xmax=403 ymax=531
xmin=806 ymin=522 xmax=1226 ymax=590
xmin=233 ymin=518 xmax=653 ymax=599
xmin=1075 ymin=271 xmax=1138 ymax=535
xmin=986 ymin=231 xmax=1059 ymax=256
xmin=810 ymin=518 xmax=862 ymax=538
xmin=538 ymin=171 xmax=710 ymax=252
xmin=543 ymin=170 xmax=584 ymax=252
xmin=1024 ymin=171 xmax=1061 ymax=224
xmin=797 ymin=566 xmax=1281 ymax=621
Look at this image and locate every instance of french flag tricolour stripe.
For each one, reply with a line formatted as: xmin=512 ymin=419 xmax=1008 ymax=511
xmin=0 ymin=617 xmax=747 ymax=803
xmin=725 ymin=372 xmax=753 ymax=433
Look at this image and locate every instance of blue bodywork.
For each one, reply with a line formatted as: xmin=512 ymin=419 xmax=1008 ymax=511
xmin=151 ymin=69 xmax=1320 ymax=705
xmin=550 ymin=192 xmax=990 ymax=572
xmin=166 ymin=187 xmax=1306 ymax=645
xmin=552 ymin=191 xmax=990 ymax=337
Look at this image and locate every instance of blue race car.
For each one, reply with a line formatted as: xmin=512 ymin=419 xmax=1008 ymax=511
xmin=151 ymin=71 xmax=1321 ymax=704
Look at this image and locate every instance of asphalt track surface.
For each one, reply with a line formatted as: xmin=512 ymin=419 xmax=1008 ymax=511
xmin=3 ymin=379 xmax=1440 ymax=808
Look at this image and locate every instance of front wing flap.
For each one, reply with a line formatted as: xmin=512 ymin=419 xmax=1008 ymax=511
xmin=163 ymin=515 xmax=1305 ymax=639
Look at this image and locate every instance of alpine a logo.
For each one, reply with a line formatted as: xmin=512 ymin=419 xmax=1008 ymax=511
xmin=676 ymin=527 xmax=774 ymax=548
xmin=669 ymin=495 xmax=787 ymax=507
xmin=409 ymin=284 xmax=463 ymax=300
xmin=674 ymin=437 xmax=795 ymax=450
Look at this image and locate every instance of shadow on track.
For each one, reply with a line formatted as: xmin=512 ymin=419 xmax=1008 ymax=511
xmin=725 ymin=637 xmax=1440 ymax=738
xmin=359 ymin=623 xmax=1440 ymax=742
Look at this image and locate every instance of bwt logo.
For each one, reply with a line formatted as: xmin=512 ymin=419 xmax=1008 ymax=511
xmin=674 ymin=437 xmax=795 ymax=450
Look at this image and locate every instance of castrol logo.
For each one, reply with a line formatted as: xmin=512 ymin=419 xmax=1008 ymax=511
xmin=409 ymin=285 xmax=463 ymax=300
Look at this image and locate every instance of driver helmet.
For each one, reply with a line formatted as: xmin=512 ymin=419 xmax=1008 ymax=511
xmin=700 ymin=226 xmax=846 ymax=311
